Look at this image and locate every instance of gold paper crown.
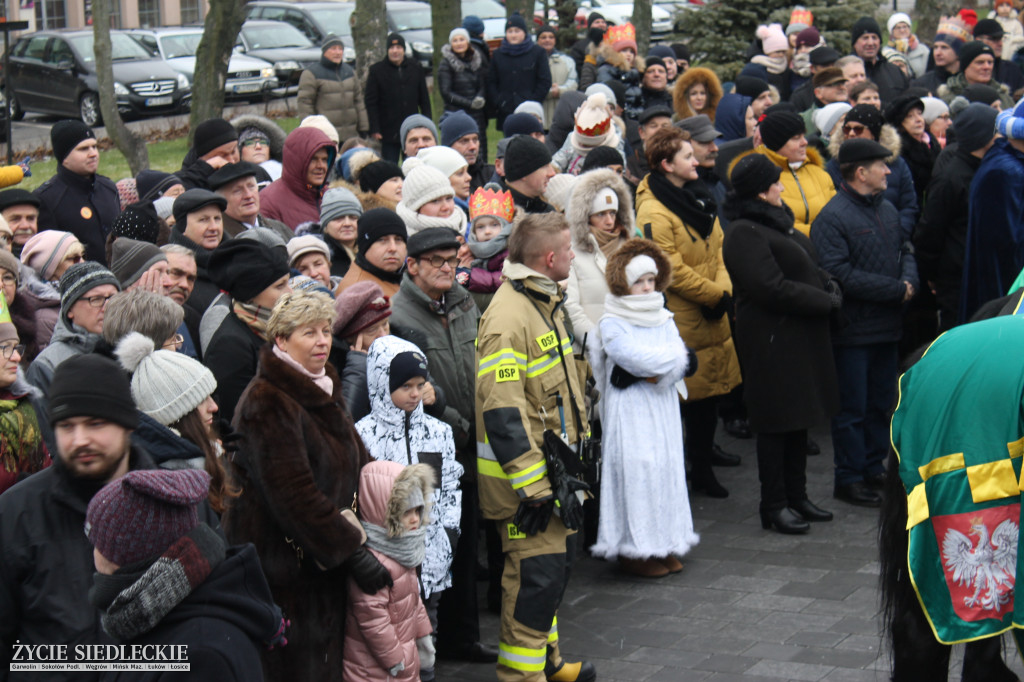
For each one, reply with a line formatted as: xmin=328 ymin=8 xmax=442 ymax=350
xmin=469 ymin=187 xmax=515 ymax=223
xmin=789 ymin=7 xmax=813 ymax=26
xmin=606 ymin=23 xmax=635 ymax=47
xmin=576 ymin=116 xmax=611 ymax=138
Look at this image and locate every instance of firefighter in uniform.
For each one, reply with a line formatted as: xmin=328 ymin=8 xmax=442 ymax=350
xmin=475 ymin=213 xmax=597 ymax=682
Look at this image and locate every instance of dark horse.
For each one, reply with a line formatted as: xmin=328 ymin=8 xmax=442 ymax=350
xmin=878 ymin=292 xmax=1023 ymax=681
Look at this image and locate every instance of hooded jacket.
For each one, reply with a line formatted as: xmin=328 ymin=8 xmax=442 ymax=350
xmin=296 ymin=57 xmax=369 ymax=141
xmin=231 ymin=114 xmax=286 ymax=180
xmin=259 ymin=127 xmax=337 ymax=231
xmin=826 ymin=122 xmax=918 ymax=237
xmin=734 ymin=145 xmax=836 ymax=237
xmin=25 ymin=319 xmax=101 ymax=397
xmin=673 ymin=67 xmax=723 ymax=122
xmin=355 ymin=335 xmax=462 ymax=597
xmin=564 ymin=169 xmax=637 ymax=338
xmin=343 ymin=461 xmax=434 ymax=682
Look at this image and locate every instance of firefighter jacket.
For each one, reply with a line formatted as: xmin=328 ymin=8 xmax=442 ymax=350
xmin=475 ymin=261 xmax=589 ymax=520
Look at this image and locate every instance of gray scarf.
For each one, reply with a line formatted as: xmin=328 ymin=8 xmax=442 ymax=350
xmin=363 ymin=522 xmax=426 ymax=568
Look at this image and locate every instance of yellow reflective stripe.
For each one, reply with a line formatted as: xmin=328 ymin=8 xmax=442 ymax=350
xmin=479 ymin=348 xmax=528 ymax=377
xmin=526 ymin=352 xmax=562 ymax=378
xmin=548 ymin=616 xmax=558 ymax=643
xmin=509 ymin=460 xmax=547 ymax=489
xmin=478 ymin=458 xmax=507 ymax=479
xmin=498 ymin=642 xmax=546 ymax=672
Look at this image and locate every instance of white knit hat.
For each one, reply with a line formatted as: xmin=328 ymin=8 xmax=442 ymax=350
xmin=287 ymin=235 xmax=331 ymax=267
xmin=544 ymin=173 xmax=578 ymax=212
xmin=813 ymin=102 xmax=852 ymax=137
xmin=415 ymin=145 xmax=469 ymax=179
xmin=887 ymin=12 xmax=912 ymax=35
xmin=573 ymin=93 xmax=616 ymax=150
xmin=625 ymin=255 xmax=658 ymax=287
xmin=921 ymin=96 xmax=950 ymax=125
xmin=590 ymin=186 xmax=619 ymax=216
xmin=299 ymin=115 xmax=339 ymax=145
xmin=115 ymin=332 xmax=217 ymax=426
xmin=398 ymin=160 xmax=455 ymax=212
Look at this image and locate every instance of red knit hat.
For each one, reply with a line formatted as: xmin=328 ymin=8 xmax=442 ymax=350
xmin=86 ymin=469 xmax=210 ymax=566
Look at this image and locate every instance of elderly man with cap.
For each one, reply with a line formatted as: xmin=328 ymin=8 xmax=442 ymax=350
xmin=970 ymin=18 xmax=1024 ymax=93
xmin=441 ymin=110 xmax=493 ymax=191
xmin=811 ymin=138 xmax=918 ymax=508
xmin=401 ymin=113 xmax=439 ymax=161
xmin=913 ymin=103 xmax=998 ymax=332
xmin=202 ymin=239 xmax=291 ymax=421
xmin=337 ymin=207 xmax=409 ymax=298
xmin=937 ymin=40 xmax=1014 ymax=109
xmin=366 ymin=32 xmax=432 ymax=164
xmin=389 ymin=227 xmax=494 ymax=664
xmin=167 ymin=188 xmax=229 ymax=320
xmin=624 ymin=105 xmax=672 ymax=185
xmin=26 ymin=262 xmax=121 ymax=397
xmin=177 ymin=118 xmax=240 ymax=191
xmin=960 ymin=97 xmax=1024 ymax=322
xmin=504 ymin=135 xmax=557 ymax=213
xmin=849 ymin=17 xmax=909 ymax=104
xmin=0 ymin=189 xmax=40 ymax=258
xmin=209 ymin=161 xmax=294 ymax=242
xmin=800 ymin=67 xmax=848 ymax=135
xmin=33 ymin=120 xmax=118 ymax=264
xmin=297 ymin=34 xmax=368 ymax=142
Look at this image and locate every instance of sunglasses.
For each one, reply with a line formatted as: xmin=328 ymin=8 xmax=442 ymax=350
xmin=842 ymin=123 xmax=869 ymax=136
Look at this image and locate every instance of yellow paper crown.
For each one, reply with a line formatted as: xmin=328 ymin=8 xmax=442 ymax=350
xmin=606 ymin=23 xmax=636 ymax=47
xmin=789 ymin=7 xmax=813 ymax=27
xmin=469 ymin=187 xmax=515 ymax=223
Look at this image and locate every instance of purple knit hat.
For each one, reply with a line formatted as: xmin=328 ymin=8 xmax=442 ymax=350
xmin=86 ymin=469 xmax=210 ymax=566
xmin=333 ymin=280 xmax=391 ymax=338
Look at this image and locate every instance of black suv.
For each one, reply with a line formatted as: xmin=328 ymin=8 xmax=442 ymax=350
xmin=3 ymin=29 xmax=191 ymax=127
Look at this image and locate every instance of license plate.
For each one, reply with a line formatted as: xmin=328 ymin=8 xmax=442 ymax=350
xmin=145 ymin=96 xmax=173 ymax=107
xmin=233 ymin=83 xmax=261 ymax=93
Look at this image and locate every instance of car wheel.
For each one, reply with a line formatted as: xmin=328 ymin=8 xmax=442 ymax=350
xmin=79 ymin=92 xmax=102 ymax=127
xmin=7 ymin=92 xmax=23 ymax=122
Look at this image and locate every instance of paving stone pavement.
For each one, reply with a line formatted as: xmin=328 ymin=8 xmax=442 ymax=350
xmin=437 ymin=426 xmax=1024 ymax=681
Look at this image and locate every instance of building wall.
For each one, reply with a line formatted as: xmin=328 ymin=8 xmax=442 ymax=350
xmin=6 ymin=0 xmax=208 ymax=31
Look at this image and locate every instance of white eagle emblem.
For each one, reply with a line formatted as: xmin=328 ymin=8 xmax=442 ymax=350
xmin=942 ymin=518 xmax=1018 ymax=613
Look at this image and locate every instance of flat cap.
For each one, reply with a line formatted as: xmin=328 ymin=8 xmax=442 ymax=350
xmin=407 ymin=226 xmax=461 ymax=258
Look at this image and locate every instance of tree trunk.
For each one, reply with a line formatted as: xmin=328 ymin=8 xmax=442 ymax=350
xmin=431 ymin=0 xmax=461 ymax=118
xmin=190 ymin=0 xmax=247 ymax=139
xmin=352 ymin=0 xmax=387 ymax=90
xmin=506 ymin=0 xmax=533 ymax=25
xmin=91 ymin=0 xmax=148 ymax=174
xmin=915 ymin=0 xmax=961 ymax=41
xmin=632 ymin=0 xmax=652 ymax=57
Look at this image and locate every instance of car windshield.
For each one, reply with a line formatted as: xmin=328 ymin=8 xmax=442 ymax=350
xmin=70 ymin=33 xmax=154 ymax=63
xmin=389 ymin=6 xmax=431 ymax=31
xmin=308 ymin=6 xmax=354 ymax=37
xmin=461 ymin=0 xmax=505 ymax=19
xmin=242 ymin=23 xmax=314 ymax=49
xmin=159 ymin=33 xmax=203 ymax=59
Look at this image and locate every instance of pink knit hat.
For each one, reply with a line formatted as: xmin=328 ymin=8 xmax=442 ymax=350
xmin=757 ymin=23 xmax=788 ymax=55
xmin=86 ymin=469 xmax=211 ymax=566
xmin=20 ymin=230 xmax=79 ymax=282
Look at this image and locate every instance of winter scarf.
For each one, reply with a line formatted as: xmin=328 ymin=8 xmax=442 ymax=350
xmin=601 ymin=292 xmax=673 ymax=327
xmin=363 ymin=522 xmax=426 ymax=568
xmin=646 ymin=172 xmax=717 ymax=239
xmin=354 ymin=252 xmax=405 ymax=286
xmin=791 ymin=52 xmax=812 ymax=78
xmin=0 ymin=394 xmax=44 ymax=476
xmin=396 ymin=201 xmax=468 ymax=237
xmin=272 ymin=343 xmax=333 ymax=396
xmin=498 ymin=35 xmax=535 ymax=57
xmin=232 ymin=299 xmax=273 ymax=341
xmin=591 ymin=227 xmax=626 ymax=260
xmin=751 ymin=53 xmax=788 ymax=75
xmin=90 ymin=524 xmax=225 ymax=643
xmin=467 ymin=222 xmax=512 ymax=261
xmin=889 ymin=34 xmax=920 ymax=55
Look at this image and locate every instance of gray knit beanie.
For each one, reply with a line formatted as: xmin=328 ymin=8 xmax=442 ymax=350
xmin=59 ymin=261 xmax=121 ymax=329
xmin=115 ymin=332 xmax=217 ymax=426
xmin=320 ymin=186 xmax=363 ymax=226
xmin=400 ymin=114 xmax=438 ymax=148
xmin=109 ymin=237 xmax=168 ymax=288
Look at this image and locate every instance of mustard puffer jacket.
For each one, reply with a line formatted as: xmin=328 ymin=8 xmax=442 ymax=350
xmin=735 ymin=145 xmax=836 ymax=237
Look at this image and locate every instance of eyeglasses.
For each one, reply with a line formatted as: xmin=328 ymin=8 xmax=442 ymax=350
xmin=842 ymin=123 xmax=868 ymax=136
xmin=241 ymin=138 xmax=269 ymax=148
xmin=1 ymin=274 xmax=15 ymax=285
xmin=64 ymin=253 xmax=84 ymax=264
xmin=163 ymin=333 xmax=184 ymax=350
xmin=81 ymin=293 xmax=116 ymax=308
xmin=0 ymin=343 xmax=24 ymax=359
xmin=420 ymin=255 xmax=460 ymax=270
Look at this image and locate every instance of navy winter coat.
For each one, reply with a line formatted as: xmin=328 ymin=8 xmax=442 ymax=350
xmin=487 ymin=41 xmax=551 ymax=126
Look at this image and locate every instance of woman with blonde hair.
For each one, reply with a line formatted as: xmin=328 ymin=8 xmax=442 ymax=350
xmin=673 ymin=67 xmax=723 ymax=122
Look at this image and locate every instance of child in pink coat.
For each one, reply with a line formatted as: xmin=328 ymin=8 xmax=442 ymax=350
xmin=343 ymin=460 xmax=435 ymax=682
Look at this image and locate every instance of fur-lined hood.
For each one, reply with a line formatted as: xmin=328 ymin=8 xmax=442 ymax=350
xmin=673 ymin=67 xmax=724 ymax=122
xmin=231 ymin=114 xmax=287 ymax=162
xmin=358 ymin=460 xmax=435 ymax=537
xmin=828 ymin=120 xmax=902 ymax=164
xmin=565 ymin=168 xmax=636 ymax=252
xmin=441 ymin=43 xmax=483 ymax=72
xmin=596 ymin=43 xmax=645 ymax=73
xmin=604 ymin=238 xmax=671 ymax=296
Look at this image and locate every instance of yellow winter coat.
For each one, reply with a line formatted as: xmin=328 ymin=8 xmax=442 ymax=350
xmin=736 ymin=145 xmax=836 ymax=237
xmin=634 ymin=174 xmax=741 ymax=402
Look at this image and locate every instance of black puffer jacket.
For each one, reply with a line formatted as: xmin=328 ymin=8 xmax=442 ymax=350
xmin=811 ymin=183 xmax=919 ymax=346
xmin=438 ymin=44 xmax=487 ymax=112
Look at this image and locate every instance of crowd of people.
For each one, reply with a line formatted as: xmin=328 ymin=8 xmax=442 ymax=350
xmin=2 ymin=5 xmax=1024 ymax=681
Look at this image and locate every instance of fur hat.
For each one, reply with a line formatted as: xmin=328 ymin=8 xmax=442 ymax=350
xmin=604 ymin=239 xmax=671 ymax=296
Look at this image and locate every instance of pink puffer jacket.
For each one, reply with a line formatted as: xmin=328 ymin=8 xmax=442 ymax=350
xmin=343 ymin=461 xmax=433 ymax=682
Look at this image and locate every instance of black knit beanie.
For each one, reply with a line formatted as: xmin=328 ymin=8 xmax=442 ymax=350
xmin=851 ymin=17 xmax=881 ymax=44
xmin=206 ymin=239 xmax=289 ymax=303
xmin=504 ymin=135 xmax=553 ymax=182
xmin=845 ymin=104 xmax=884 ymax=140
xmin=193 ymin=118 xmax=238 ymax=158
xmin=734 ymin=76 xmax=770 ymax=100
xmin=357 ymin=208 xmax=408 ymax=251
xmin=359 ymin=160 xmax=404 ymax=194
xmin=758 ymin=111 xmax=805 ymax=152
xmin=957 ymin=41 xmax=995 ymax=71
xmin=49 ymin=353 xmax=138 ymax=430
xmin=730 ymin=154 xmax=782 ymax=199
xmin=51 ymin=120 xmax=96 ymax=164
xmin=581 ymin=145 xmax=626 ymax=173
xmin=389 ymin=351 xmax=429 ymax=393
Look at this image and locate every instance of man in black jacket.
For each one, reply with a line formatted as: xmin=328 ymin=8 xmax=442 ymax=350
xmin=850 ymin=17 xmax=909 ymax=104
xmin=365 ymin=33 xmax=432 ymax=164
xmin=971 ymin=19 xmax=1024 ymax=93
xmin=34 ymin=121 xmax=119 ymax=265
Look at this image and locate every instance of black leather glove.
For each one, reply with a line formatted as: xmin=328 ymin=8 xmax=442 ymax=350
xmin=610 ymin=364 xmax=642 ymax=389
xmin=825 ymin=278 xmax=843 ymax=310
xmin=685 ymin=347 xmax=699 ymax=377
xmin=513 ymin=498 xmax=554 ymax=536
xmin=553 ymin=476 xmax=589 ymax=531
xmin=701 ymin=292 xmax=732 ymax=320
xmin=345 ymin=547 xmax=393 ymax=594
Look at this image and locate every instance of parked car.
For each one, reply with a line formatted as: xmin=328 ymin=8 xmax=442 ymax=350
xmin=244 ymin=1 xmax=356 ymax=62
xmin=533 ymin=0 xmax=680 ymax=39
xmin=129 ymin=27 xmax=278 ymax=101
xmin=2 ymin=29 xmax=190 ymax=126
xmin=235 ymin=20 xmax=323 ymax=90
